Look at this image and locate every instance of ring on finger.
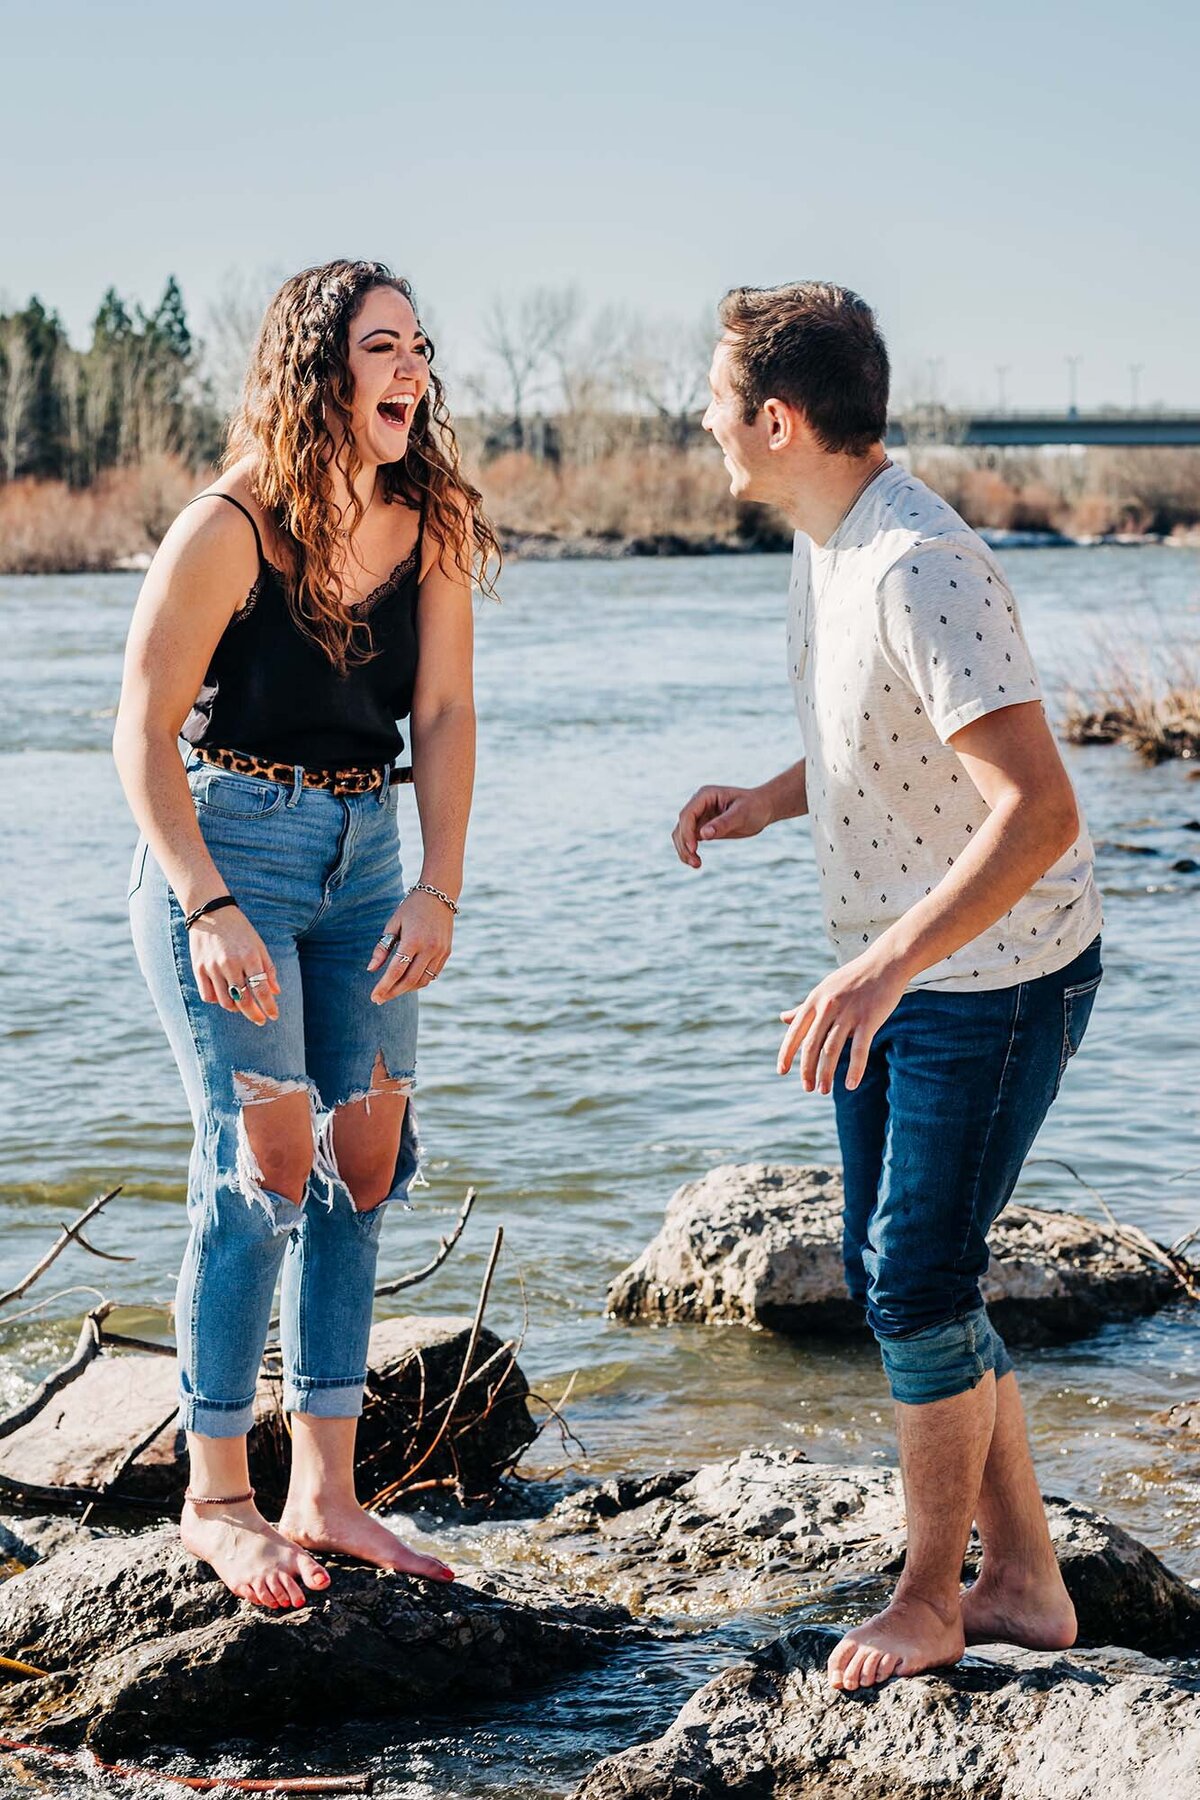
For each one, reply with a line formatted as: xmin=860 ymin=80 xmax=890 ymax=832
xmin=422 ymin=966 xmax=439 ymax=981
xmin=228 ymin=983 xmax=244 ymax=1002
xmin=377 ymin=931 xmax=397 ymax=950
xmin=394 ymin=952 xmax=415 ymax=965
xmin=246 ymin=972 xmax=269 ymax=989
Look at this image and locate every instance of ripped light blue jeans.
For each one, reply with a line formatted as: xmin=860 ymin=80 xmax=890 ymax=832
xmin=128 ymin=753 xmax=419 ymax=1437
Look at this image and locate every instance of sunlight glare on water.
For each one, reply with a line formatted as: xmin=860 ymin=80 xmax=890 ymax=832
xmin=1 ymin=544 xmax=1198 ymax=1794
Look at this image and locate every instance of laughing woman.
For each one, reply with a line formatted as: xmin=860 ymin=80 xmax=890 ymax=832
xmin=114 ymin=260 xmax=498 ymax=1609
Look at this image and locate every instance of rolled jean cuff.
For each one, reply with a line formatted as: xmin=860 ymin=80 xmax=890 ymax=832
xmin=179 ymin=1395 xmax=257 ymax=1438
xmin=877 ymin=1304 xmax=1007 ymax=1405
xmin=284 ymin=1376 xmax=366 ymax=1418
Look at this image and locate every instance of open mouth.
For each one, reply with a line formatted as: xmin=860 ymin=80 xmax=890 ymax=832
xmin=378 ymin=394 xmax=418 ymax=430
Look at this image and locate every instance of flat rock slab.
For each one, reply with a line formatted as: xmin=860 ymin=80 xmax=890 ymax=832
xmin=575 ymin=1625 xmax=1200 ymax=1800
xmin=0 ymin=1314 xmax=536 ymax=1514
xmin=0 ymin=1524 xmax=636 ymax=1755
xmin=500 ymin=1448 xmax=1200 ymax=1653
xmin=607 ymin=1164 xmax=1185 ymax=1345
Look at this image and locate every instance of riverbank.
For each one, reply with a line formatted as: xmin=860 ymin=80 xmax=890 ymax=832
xmin=4 ymin=448 xmax=1200 ymax=573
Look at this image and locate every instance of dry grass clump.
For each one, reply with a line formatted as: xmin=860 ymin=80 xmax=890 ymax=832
xmin=1064 ymin=648 xmax=1200 ymax=763
xmin=0 ymin=455 xmax=201 ymax=574
xmin=915 ymin=448 xmax=1200 ymax=539
xmin=476 ymin=447 xmax=784 ymax=546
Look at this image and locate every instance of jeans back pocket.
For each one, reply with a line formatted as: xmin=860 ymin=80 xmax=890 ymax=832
xmin=1061 ymin=971 xmax=1102 ymax=1074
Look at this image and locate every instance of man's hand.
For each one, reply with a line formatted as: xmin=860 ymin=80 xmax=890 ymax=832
xmin=777 ymin=948 xmax=911 ymax=1092
xmin=672 ymin=783 xmax=774 ymax=868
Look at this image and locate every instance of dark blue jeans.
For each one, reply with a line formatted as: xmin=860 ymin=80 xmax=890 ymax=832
xmin=833 ymin=936 xmax=1102 ymax=1405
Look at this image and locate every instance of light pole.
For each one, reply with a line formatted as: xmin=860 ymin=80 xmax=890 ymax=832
xmin=995 ymin=364 xmax=1010 ymax=414
xmin=1129 ymin=363 xmax=1144 ymax=413
xmin=1065 ymin=355 xmax=1082 ymax=417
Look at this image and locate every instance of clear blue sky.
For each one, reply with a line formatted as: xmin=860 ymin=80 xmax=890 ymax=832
xmin=5 ymin=0 xmax=1198 ymax=410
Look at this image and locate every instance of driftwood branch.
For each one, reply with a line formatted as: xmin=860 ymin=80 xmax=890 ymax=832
xmin=373 ymin=1187 xmax=478 ymax=1296
xmin=0 ymin=1187 xmax=126 ymax=1310
xmin=98 ymin=1328 xmax=176 ymax=1357
xmin=0 ymin=1732 xmax=373 ymax=1794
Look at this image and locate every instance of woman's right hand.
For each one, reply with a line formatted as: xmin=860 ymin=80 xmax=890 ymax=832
xmin=188 ymin=907 xmax=281 ymax=1024
xmin=672 ymin=784 xmax=775 ymax=869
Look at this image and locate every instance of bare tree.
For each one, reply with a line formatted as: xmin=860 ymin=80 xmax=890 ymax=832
xmin=473 ymin=286 xmax=582 ymax=452
xmin=200 ymin=267 xmax=283 ymax=417
xmin=621 ymin=313 xmax=713 ymax=450
xmin=0 ymin=319 xmax=36 ymax=480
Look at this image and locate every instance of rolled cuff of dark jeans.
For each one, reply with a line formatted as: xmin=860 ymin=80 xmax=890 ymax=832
xmin=876 ymin=1304 xmax=1008 ymax=1405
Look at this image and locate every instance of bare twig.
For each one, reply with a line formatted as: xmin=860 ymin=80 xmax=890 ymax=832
xmin=373 ymin=1187 xmax=478 ymax=1296
xmin=0 ymin=1188 xmax=125 ymax=1310
xmin=101 ymin=1405 xmax=180 ymax=1493
xmin=528 ymin=1371 xmax=588 ymax=1460
xmin=368 ymin=1225 xmax=504 ymax=1508
xmin=264 ymin=1186 xmax=479 ymax=1346
xmin=1026 ymin=1156 xmax=1200 ymax=1301
xmin=0 ymin=1285 xmax=107 ymax=1325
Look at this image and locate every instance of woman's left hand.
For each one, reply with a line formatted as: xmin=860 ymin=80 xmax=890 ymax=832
xmin=368 ymin=888 xmax=456 ymax=1002
xmin=777 ymin=948 xmax=910 ymax=1091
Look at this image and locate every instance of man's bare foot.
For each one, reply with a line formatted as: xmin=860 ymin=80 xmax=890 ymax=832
xmin=181 ymin=1499 xmax=331 ymax=1610
xmin=828 ymin=1591 xmax=966 ymax=1690
xmin=961 ymin=1564 xmax=1077 ymax=1650
xmin=278 ymin=1498 xmax=455 ymax=1582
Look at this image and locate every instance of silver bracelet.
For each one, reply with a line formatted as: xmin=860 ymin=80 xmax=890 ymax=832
xmin=407 ymin=881 xmax=460 ymax=915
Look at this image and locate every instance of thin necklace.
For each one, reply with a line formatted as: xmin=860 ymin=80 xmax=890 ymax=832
xmin=795 ymin=457 xmax=892 ymax=681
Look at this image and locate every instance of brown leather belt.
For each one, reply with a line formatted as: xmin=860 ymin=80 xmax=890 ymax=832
xmin=191 ymin=743 xmax=414 ymax=797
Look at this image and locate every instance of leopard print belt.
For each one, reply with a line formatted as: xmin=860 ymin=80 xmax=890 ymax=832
xmin=191 ymin=743 xmax=414 ymax=797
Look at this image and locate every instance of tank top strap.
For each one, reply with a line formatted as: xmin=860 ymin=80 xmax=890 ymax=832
xmin=184 ymin=491 xmax=266 ymax=565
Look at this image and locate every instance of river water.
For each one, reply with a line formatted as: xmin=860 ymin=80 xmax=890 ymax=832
xmin=1 ymin=547 xmax=1198 ymax=1795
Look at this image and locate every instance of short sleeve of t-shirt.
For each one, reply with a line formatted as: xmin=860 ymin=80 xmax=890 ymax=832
xmin=876 ymin=540 xmax=1042 ymax=743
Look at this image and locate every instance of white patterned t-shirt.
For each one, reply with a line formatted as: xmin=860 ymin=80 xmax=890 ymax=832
xmin=786 ymin=461 xmax=1101 ymax=991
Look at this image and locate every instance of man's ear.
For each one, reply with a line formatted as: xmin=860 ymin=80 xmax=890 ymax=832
xmin=763 ymin=397 xmax=795 ymax=450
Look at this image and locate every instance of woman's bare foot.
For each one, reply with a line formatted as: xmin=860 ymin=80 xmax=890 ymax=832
xmin=827 ymin=1591 xmax=966 ymax=1691
xmin=181 ymin=1498 xmax=331 ymax=1610
xmin=277 ymin=1497 xmax=455 ymax=1582
xmin=961 ymin=1563 xmax=1077 ymax=1650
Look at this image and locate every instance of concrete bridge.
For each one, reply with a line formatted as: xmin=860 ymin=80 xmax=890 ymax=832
xmin=887 ymin=412 xmax=1200 ymax=448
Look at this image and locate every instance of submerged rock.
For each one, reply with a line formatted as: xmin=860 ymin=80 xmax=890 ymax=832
xmin=0 ymin=1524 xmax=635 ymax=1754
xmin=0 ymin=1314 xmax=536 ymax=1516
xmin=1153 ymin=1399 xmax=1200 ymax=1434
xmin=505 ymin=1447 xmax=1200 ymax=1653
xmin=607 ymin=1164 xmax=1185 ymax=1344
xmin=575 ymin=1624 xmax=1200 ymax=1800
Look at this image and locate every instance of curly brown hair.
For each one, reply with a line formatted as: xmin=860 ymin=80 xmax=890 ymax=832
xmin=223 ymin=259 xmax=500 ymax=673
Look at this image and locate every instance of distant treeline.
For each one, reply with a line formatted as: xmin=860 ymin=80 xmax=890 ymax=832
xmin=0 ymin=278 xmax=218 ymax=487
xmin=2 ymin=277 xmax=1200 ymax=572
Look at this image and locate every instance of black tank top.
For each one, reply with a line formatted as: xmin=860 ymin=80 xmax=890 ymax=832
xmin=180 ymin=493 xmax=421 ymax=768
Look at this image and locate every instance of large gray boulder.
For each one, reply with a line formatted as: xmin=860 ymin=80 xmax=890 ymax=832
xmin=499 ymin=1448 xmax=1200 ymax=1653
xmin=607 ymin=1164 xmax=1185 ymax=1344
xmin=574 ymin=1625 xmax=1200 ymax=1800
xmin=0 ymin=1314 xmax=536 ymax=1515
xmin=0 ymin=1524 xmax=636 ymax=1754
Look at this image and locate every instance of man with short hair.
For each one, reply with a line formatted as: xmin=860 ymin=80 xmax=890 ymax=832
xmin=673 ymin=282 xmax=1102 ymax=1690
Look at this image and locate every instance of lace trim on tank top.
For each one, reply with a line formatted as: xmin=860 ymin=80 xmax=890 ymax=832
xmin=232 ymin=542 xmax=420 ymax=623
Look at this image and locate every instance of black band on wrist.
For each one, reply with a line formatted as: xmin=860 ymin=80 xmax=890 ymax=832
xmin=184 ymin=894 xmax=238 ymax=931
